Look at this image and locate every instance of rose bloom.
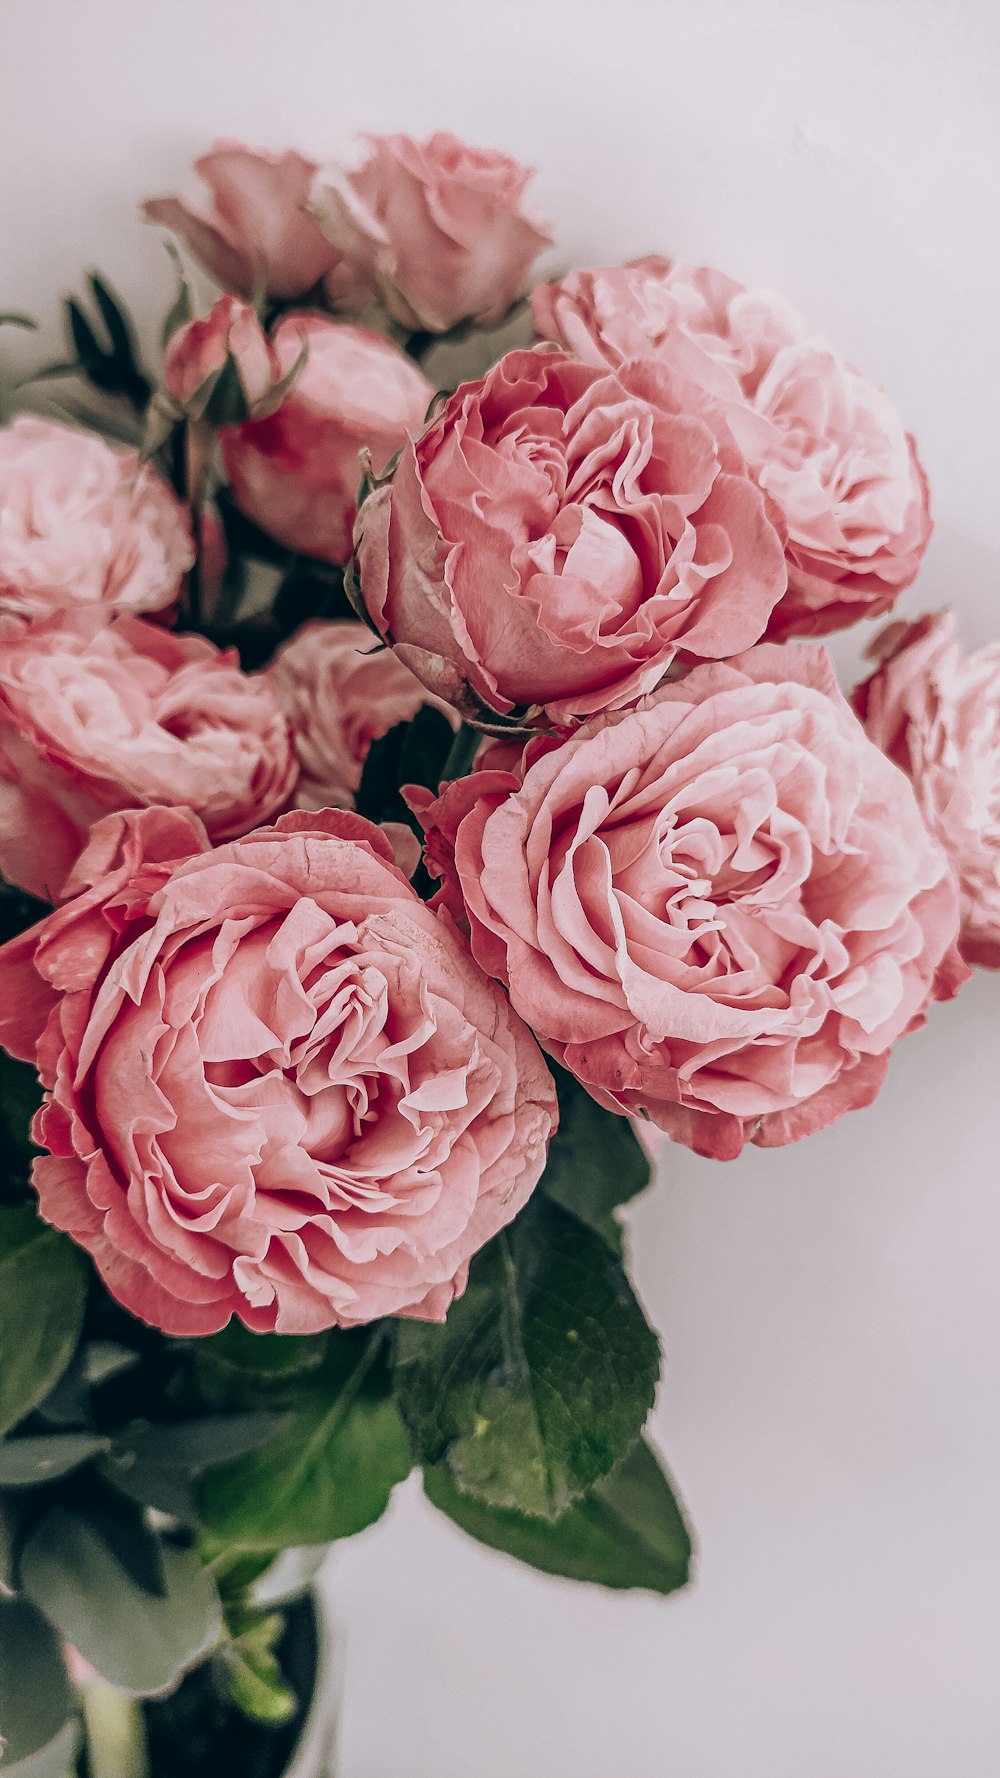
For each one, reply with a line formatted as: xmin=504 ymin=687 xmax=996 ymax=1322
xmin=267 ymin=619 xmax=455 ymax=811
xmin=221 ymin=315 xmax=433 ymax=565
xmin=0 ymin=417 xmax=193 ymax=621
xmin=855 ymin=610 xmax=1000 ymax=968
xmin=0 ymin=610 xmax=296 ymax=901
xmin=143 ymin=142 xmax=360 ymax=303
xmin=0 ymin=805 xmax=557 ymax=1333
xmin=164 ymin=295 xmax=286 ymax=422
xmin=410 ymin=644 xmax=966 ymax=1160
xmin=310 ymin=130 xmax=552 ymax=333
xmin=355 ymin=345 xmax=787 ymax=724
xmin=533 ymin=258 xmax=931 ymax=640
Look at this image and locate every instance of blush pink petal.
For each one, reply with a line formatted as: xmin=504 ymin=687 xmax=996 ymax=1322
xmin=355 ymin=346 xmax=787 ymax=724
xmin=856 ymin=610 xmax=1000 ymax=967
xmin=0 ymin=807 xmax=556 ymax=1334
xmin=533 ymin=259 xmax=931 ymax=641
xmin=0 ymin=609 xmax=296 ymax=900
xmin=0 ymin=418 xmax=193 ymax=621
xmin=414 ymin=645 xmax=967 ymax=1158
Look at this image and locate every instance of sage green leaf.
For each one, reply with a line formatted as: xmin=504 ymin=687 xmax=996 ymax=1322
xmin=197 ymin=1323 xmax=325 ymax=1397
xmin=0 ymin=1206 xmax=87 ymax=1435
xmin=197 ymin=1342 xmax=412 ymax=1548
xmin=394 ymin=1196 xmax=660 ymax=1520
xmin=1 ymin=1718 xmax=81 ymax=1778
xmin=0 ymin=1597 xmax=73 ymax=1766
xmin=160 ymin=242 xmax=194 ymax=349
xmin=21 ymin=1508 xmax=222 ymax=1697
xmin=425 ymin=1437 xmax=692 ymax=1595
xmin=222 ymin=1611 xmax=296 ymax=1726
xmin=539 ymin=1067 xmax=652 ymax=1253
xmin=88 ymin=273 xmax=142 ymax=376
xmin=100 ymin=1414 xmax=285 ymax=1522
xmin=0 ymin=1433 xmax=107 ymax=1487
xmin=0 ymin=1051 xmax=43 ymax=1197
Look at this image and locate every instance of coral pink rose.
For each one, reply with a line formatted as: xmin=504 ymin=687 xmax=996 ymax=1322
xmin=267 ymin=619 xmax=455 ymax=811
xmin=0 ymin=610 xmax=296 ymax=901
xmin=855 ymin=611 xmax=1000 ymax=968
xmin=355 ymin=346 xmax=787 ymax=724
xmin=0 ymin=417 xmax=193 ymax=621
xmin=0 ymin=805 xmax=557 ymax=1333
xmin=164 ymin=295 xmax=290 ymax=423
xmin=410 ymin=644 xmax=966 ymax=1160
xmin=221 ymin=316 xmax=433 ymax=565
xmin=310 ymin=130 xmax=552 ymax=333
xmin=143 ymin=142 xmax=360 ymax=303
xmin=533 ymin=259 xmax=931 ymax=640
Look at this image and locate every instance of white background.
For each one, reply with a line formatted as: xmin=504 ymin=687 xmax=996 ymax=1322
xmin=2 ymin=3 xmax=1000 ymax=1773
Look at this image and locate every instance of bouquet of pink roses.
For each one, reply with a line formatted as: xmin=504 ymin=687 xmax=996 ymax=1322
xmin=0 ymin=129 xmax=996 ymax=1778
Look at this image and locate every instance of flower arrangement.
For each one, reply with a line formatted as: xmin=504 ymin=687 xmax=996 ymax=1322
xmin=0 ymin=127 xmax=994 ymax=1778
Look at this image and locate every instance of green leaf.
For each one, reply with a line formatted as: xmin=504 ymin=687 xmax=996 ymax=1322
xmin=160 ymin=242 xmax=194 ymax=349
xmin=100 ymin=1414 xmax=286 ymax=1522
xmin=21 ymin=1507 xmax=222 ymax=1697
xmin=0 ymin=1597 xmax=73 ymax=1766
xmin=355 ymin=705 xmax=457 ymax=896
xmin=0 ymin=1050 xmax=44 ymax=1197
xmin=425 ymin=1437 xmax=692 ymax=1595
xmin=88 ymin=273 xmax=142 ymax=377
xmin=195 ymin=1324 xmax=327 ymax=1412
xmin=0 ymin=884 xmax=50 ymax=946
xmin=222 ymin=1611 xmax=297 ymax=1726
xmin=65 ymin=298 xmax=105 ymax=373
xmin=0 ymin=312 xmax=38 ymax=331
xmin=355 ymin=704 xmax=455 ymax=827
xmin=0 ymin=1495 xmax=31 ymax=1590
xmin=0 ymin=1206 xmax=88 ymax=1435
xmin=0 ymin=1432 xmax=107 ymax=1487
xmin=1 ymin=1717 xmax=81 ymax=1778
xmin=539 ymin=1067 xmax=652 ymax=1254
xmin=53 ymin=1486 xmax=169 ymax=1598
xmin=394 ymin=1196 xmax=660 ymax=1520
xmin=197 ymin=1339 xmax=412 ymax=1548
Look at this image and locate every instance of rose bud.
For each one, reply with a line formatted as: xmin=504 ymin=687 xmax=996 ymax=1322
xmin=855 ymin=610 xmax=1000 ymax=968
xmin=142 ymin=141 xmax=358 ymax=302
xmin=221 ymin=314 xmax=433 ymax=565
xmin=311 ymin=130 xmax=552 ymax=333
xmin=163 ymin=295 xmax=303 ymax=426
xmin=533 ymin=258 xmax=931 ymax=640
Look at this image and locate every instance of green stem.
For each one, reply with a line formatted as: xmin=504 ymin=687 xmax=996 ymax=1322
xmin=80 ymin=1680 xmax=150 ymax=1778
xmin=440 ymin=723 xmax=481 ymax=784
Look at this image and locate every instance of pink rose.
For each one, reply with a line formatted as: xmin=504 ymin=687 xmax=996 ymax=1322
xmin=164 ymin=295 xmax=289 ymax=423
xmin=410 ymin=644 xmax=966 ymax=1160
xmin=0 ymin=417 xmax=193 ymax=621
xmin=533 ymin=259 xmax=931 ymax=639
xmin=0 ymin=610 xmax=296 ymax=900
xmin=855 ymin=611 xmax=1000 ymax=968
xmin=0 ymin=805 xmax=557 ymax=1333
xmin=355 ymin=346 xmax=787 ymax=724
xmin=310 ymin=131 xmax=552 ymax=333
xmin=221 ymin=315 xmax=433 ymax=565
xmin=267 ymin=619 xmax=456 ymax=811
xmin=143 ymin=142 xmax=357 ymax=303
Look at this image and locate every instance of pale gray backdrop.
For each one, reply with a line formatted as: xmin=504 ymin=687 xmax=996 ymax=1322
xmin=2 ymin=2 xmax=998 ymax=1773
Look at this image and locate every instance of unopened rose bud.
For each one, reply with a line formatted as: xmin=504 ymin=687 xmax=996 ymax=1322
xmin=163 ymin=296 xmax=304 ymax=426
